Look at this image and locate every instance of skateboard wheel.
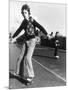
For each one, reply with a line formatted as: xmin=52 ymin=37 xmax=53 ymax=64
xmin=25 ymin=81 xmax=34 ymax=86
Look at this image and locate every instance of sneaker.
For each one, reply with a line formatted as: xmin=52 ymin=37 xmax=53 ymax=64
xmin=13 ymin=72 xmax=19 ymax=77
xmin=26 ymin=77 xmax=34 ymax=82
xmin=55 ymin=55 xmax=59 ymax=59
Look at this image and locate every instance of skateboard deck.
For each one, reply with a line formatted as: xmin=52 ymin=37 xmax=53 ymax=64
xmin=9 ymin=71 xmax=33 ymax=85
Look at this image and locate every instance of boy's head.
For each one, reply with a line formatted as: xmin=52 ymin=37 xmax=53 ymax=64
xmin=21 ymin=4 xmax=31 ymax=20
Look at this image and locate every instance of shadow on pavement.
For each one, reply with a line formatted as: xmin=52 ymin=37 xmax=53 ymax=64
xmin=33 ymin=55 xmax=57 ymax=59
xmin=9 ymin=72 xmax=28 ymax=86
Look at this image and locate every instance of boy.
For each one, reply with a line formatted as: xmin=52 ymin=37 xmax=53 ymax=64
xmin=11 ymin=4 xmax=50 ymax=82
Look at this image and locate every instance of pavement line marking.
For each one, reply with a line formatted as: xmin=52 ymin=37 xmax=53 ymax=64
xmin=32 ymin=58 xmax=66 ymax=83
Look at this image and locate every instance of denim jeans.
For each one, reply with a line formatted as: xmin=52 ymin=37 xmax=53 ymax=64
xmin=16 ymin=38 xmax=36 ymax=78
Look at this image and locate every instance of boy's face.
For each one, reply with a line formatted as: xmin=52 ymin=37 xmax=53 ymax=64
xmin=23 ymin=9 xmax=30 ymax=20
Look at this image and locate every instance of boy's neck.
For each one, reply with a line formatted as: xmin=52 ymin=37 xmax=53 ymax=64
xmin=25 ymin=16 xmax=30 ymax=21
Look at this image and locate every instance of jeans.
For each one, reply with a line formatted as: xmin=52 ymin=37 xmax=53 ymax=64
xmin=16 ymin=38 xmax=36 ymax=78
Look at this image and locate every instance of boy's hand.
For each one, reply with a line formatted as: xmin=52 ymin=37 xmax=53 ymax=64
xmin=10 ymin=37 xmax=16 ymax=43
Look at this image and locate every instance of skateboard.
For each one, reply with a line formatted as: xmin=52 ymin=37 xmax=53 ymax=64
xmin=17 ymin=75 xmax=33 ymax=85
xmin=9 ymin=71 xmax=33 ymax=85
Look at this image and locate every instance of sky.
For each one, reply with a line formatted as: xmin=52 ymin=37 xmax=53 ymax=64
xmin=10 ymin=0 xmax=66 ymax=36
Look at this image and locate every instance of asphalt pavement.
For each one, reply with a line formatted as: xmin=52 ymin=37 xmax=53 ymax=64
xmin=9 ymin=43 xmax=66 ymax=89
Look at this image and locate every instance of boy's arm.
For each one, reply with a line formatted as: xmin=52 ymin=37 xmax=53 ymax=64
xmin=11 ymin=21 xmax=25 ymax=43
xmin=12 ymin=21 xmax=25 ymax=38
xmin=33 ymin=19 xmax=48 ymax=35
xmin=33 ymin=19 xmax=52 ymax=39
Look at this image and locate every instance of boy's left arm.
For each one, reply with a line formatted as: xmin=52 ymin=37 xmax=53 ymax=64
xmin=33 ymin=19 xmax=51 ymax=39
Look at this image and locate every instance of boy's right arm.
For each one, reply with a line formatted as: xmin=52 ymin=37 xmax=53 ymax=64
xmin=12 ymin=21 xmax=25 ymax=38
xmin=11 ymin=21 xmax=25 ymax=43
